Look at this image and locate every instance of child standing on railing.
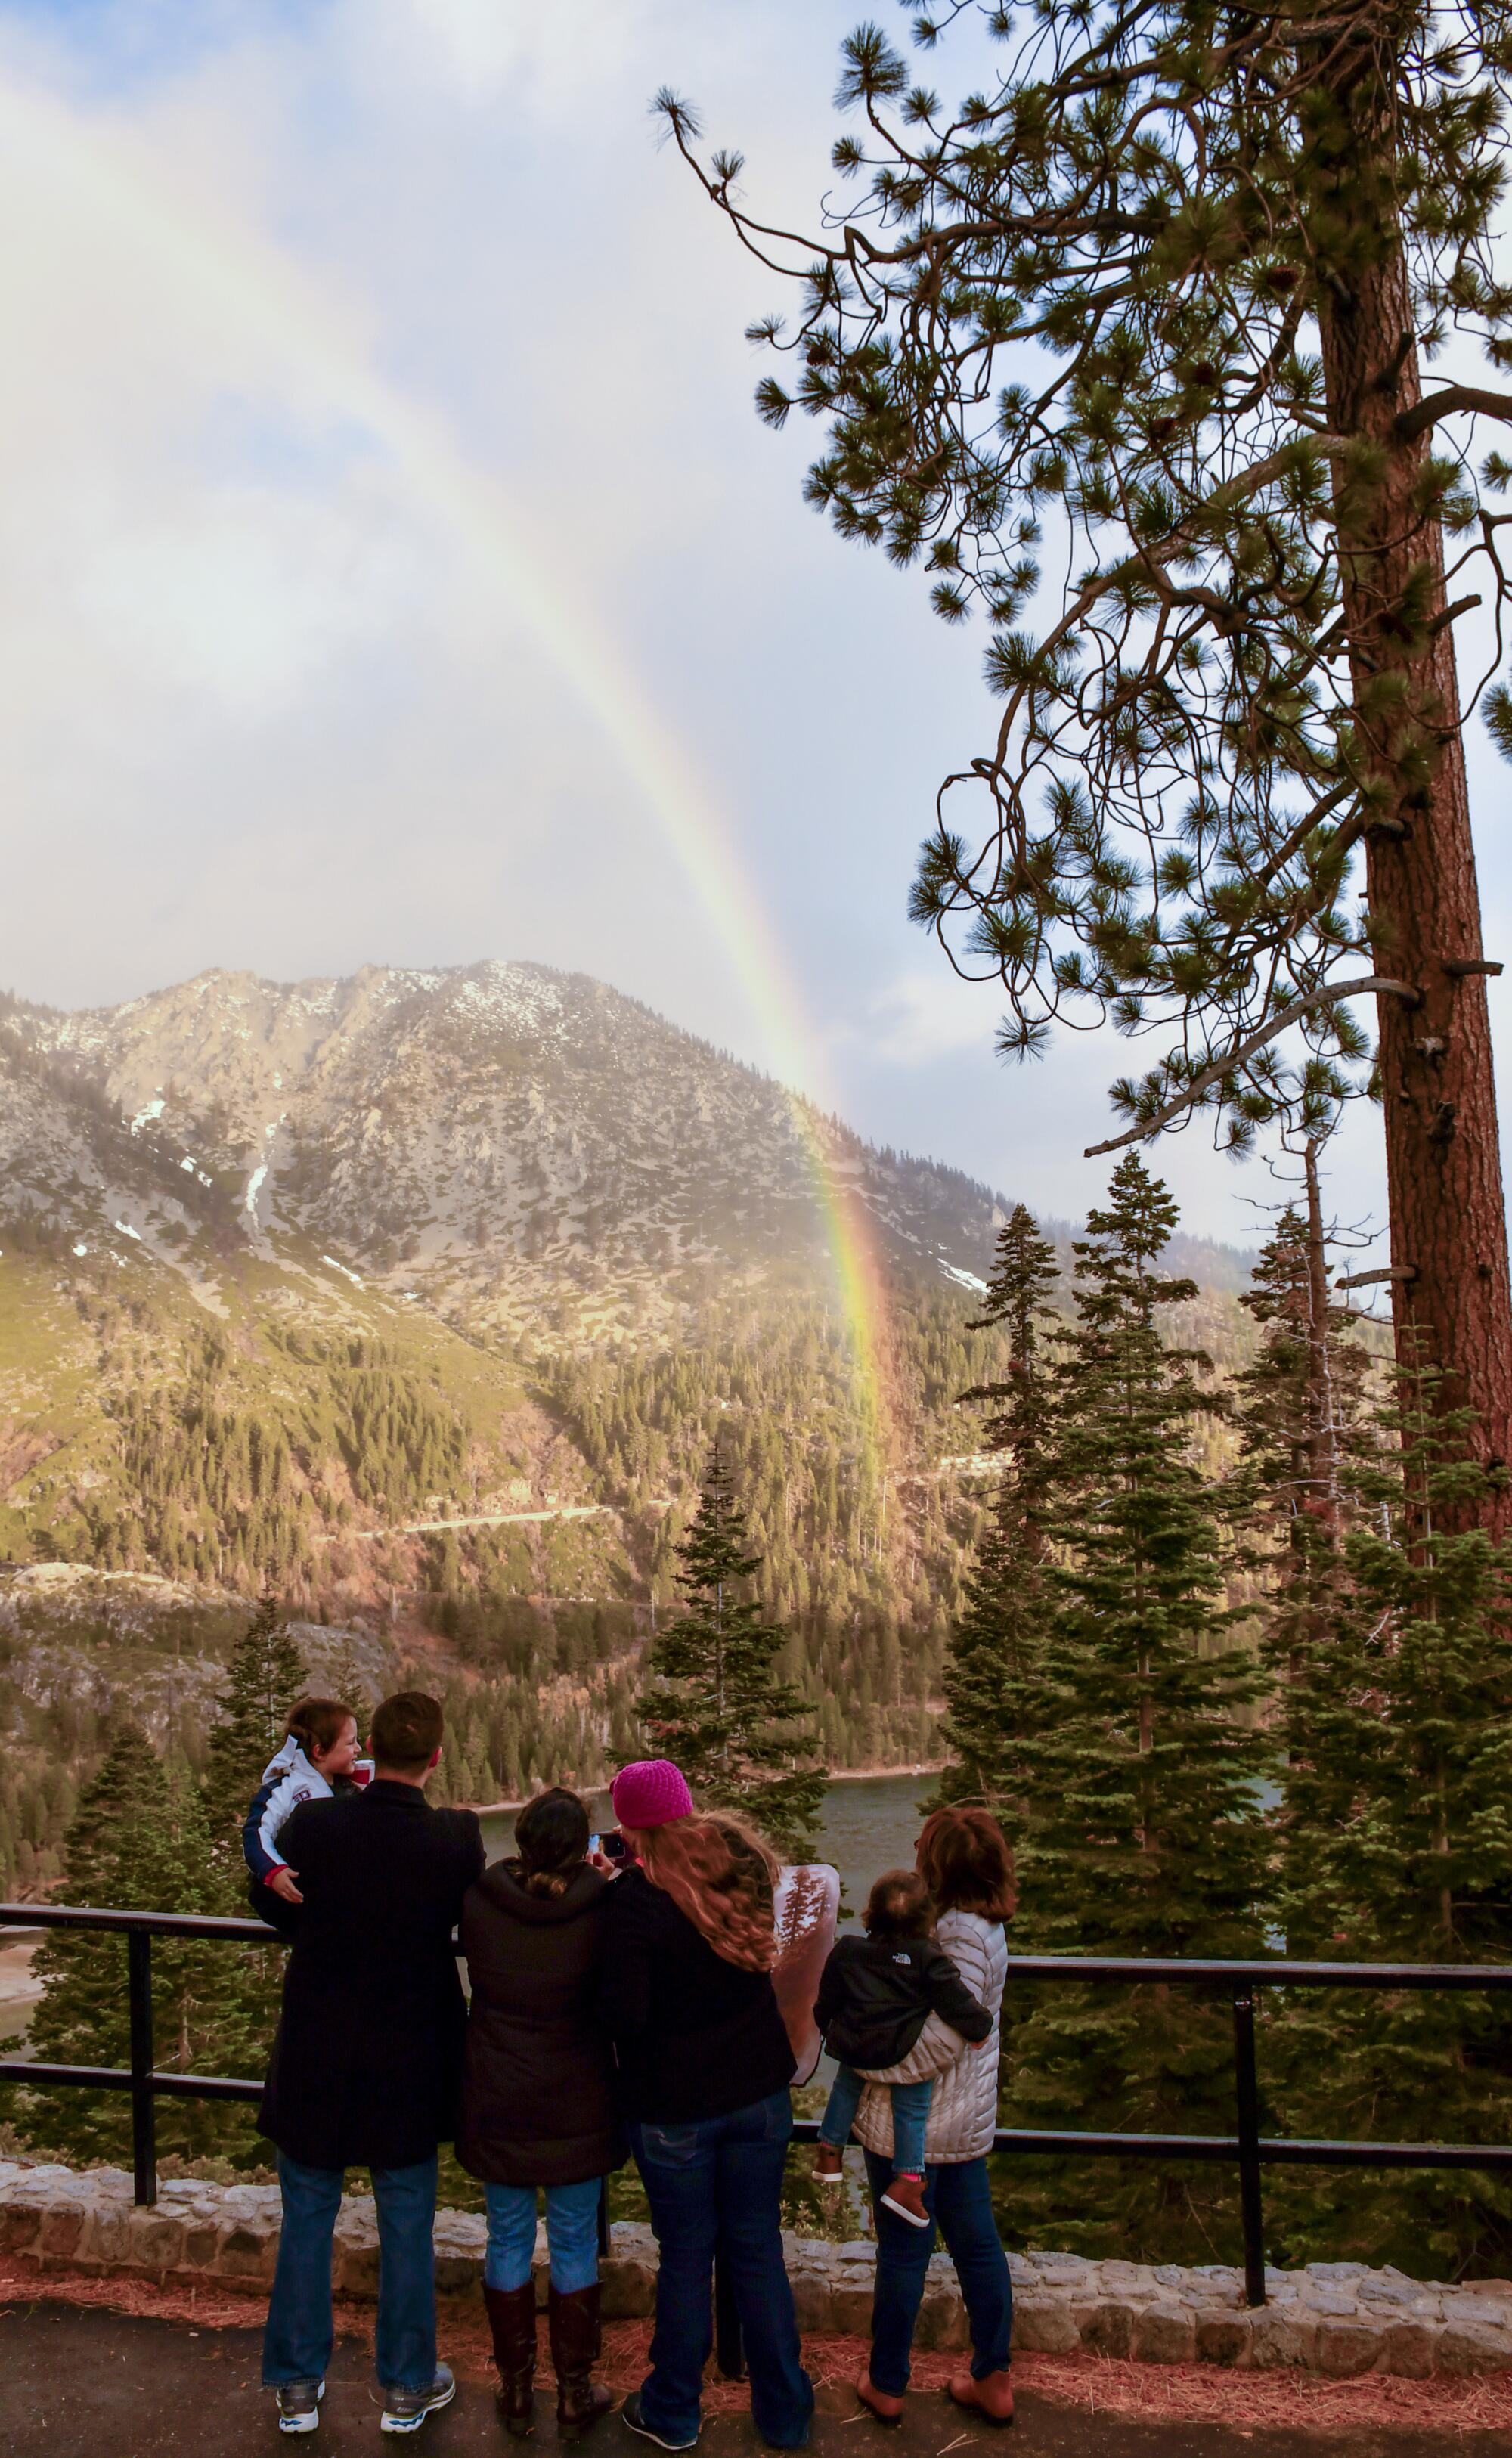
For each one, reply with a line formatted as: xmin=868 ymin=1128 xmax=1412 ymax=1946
xmin=243 ymin=1697 xmax=360 ymax=1907
xmin=812 ymin=1868 xmax=993 ymax=2227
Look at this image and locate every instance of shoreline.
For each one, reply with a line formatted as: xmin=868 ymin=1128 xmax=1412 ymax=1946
xmin=464 ymin=1762 xmax=947 ymax=1819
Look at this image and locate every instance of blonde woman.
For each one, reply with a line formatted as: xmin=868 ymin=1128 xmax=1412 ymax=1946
xmin=598 ymin=1760 xmax=813 ymax=2453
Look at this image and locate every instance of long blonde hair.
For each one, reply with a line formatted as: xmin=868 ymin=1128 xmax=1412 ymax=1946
xmin=627 ymin=1809 xmax=779 ymax=1971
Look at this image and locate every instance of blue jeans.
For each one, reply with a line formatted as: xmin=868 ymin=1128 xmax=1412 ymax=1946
xmin=485 ymin=2177 xmax=603 ymax=2293
xmin=631 ymin=2090 xmax=813 ymax=2448
xmin=820 ymin=2069 xmax=933 ymax=2174
xmin=263 ymin=2153 xmax=438 ymax=2392
xmin=863 ymin=2151 xmax=1012 ymax=2398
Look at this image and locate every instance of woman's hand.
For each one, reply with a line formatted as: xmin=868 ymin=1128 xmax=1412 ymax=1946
xmin=587 ymin=1849 xmax=622 ymax=1880
xmin=268 ymin=1866 xmax=304 ymax=1905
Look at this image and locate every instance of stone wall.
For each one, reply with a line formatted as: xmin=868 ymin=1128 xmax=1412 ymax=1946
xmin=2 ymin=2159 xmax=1510 ymax=2379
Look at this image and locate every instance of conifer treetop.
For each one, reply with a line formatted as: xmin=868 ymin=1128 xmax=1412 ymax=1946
xmin=632 ymin=1436 xmax=826 ymax=1860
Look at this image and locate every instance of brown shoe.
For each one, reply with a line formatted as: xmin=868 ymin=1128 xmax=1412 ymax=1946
xmin=813 ymin=2144 xmax=845 ymax=2185
xmin=548 ymin=2283 xmax=614 ymax=2441
xmin=949 ymin=2369 xmax=1015 ymax=2428
xmin=855 ymin=2373 xmax=904 ymax=2427
xmin=878 ymin=2173 xmax=930 ymax=2229
xmin=484 ymin=2280 xmax=538 ymax=2438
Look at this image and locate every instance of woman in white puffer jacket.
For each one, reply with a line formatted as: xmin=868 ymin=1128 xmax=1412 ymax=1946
xmin=850 ymin=1808 xmax=1016 ymax=2429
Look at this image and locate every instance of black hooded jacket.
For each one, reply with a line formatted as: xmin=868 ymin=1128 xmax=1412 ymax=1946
xmin=813 ymin=1930 xmax=993 ymax=2071
xmin=457 ymin=1859 xmax=625 ymax=2187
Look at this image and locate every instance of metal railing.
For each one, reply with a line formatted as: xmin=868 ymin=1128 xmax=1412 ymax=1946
xmin=5 ymin=1903 xmax=1512 ymax=2315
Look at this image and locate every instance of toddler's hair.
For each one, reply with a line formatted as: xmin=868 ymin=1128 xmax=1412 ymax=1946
xmin=285 ymin=1697 xmax=355 ymax=1759
xmin=863 ymin=1868 xmax=934 ymax=1941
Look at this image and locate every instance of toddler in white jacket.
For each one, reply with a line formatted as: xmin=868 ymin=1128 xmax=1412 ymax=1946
xmin=243 ymin=1696 xmax=360 ymax=1905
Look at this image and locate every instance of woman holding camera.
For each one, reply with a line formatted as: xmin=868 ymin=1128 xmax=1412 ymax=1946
xmin=599 ymin=1759 xmax=813 ymax=2454
xmin=458 ymin=1787 xmax=624 ymax=2441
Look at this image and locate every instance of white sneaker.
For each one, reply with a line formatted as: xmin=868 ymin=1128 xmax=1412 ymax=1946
xmin=276 ymin=2377 xmax=324 ymax=2434
xmin=381 ymin=2364 xmax=456 ymax=2435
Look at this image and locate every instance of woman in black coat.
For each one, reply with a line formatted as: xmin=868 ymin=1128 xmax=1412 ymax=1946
xmin=458 ymin=1788 xmax=624 ymax=2441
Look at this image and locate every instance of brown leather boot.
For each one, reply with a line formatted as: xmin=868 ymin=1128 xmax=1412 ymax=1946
xmin=484 ymin=2280 xmax=539 ymax=2437
xmin=948 ymin=2368 xmax=1015 ymax=2427
xmin=548 ymin=2283 xmax=613 ymax=2440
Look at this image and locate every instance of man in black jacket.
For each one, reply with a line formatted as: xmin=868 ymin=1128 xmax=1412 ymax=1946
xmin=258 ymin=1691 xmax=484 ymax=2438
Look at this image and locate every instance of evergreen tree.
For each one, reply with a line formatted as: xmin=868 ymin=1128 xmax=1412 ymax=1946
xmin=1002 ymin=1157 xmax=1273 ymax=2258
xmin=941 ymin=1206 xmax=1061 ymax=1824
xmin=631 ymin=1440 xmax=826 ymax=1858
xmin=324 ymin=1633 xmax=376 ymax=1722
xmin=26 ymin=1740 xmax=264 ymax=2166
xmin=1234 ymin=1194 xmax=1375 ymax=1685
xmin=1269 ymin=1353 xmax=1512 ymax=2277
xmin=202 ymin=1598 xmax=308 ymax=1875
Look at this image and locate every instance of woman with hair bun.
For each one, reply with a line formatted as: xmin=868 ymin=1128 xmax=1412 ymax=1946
xmin=599 ymin=1759 xmax=813 ymax=2454
xmin=459 ymin=1786 xmax=624 ymax=2441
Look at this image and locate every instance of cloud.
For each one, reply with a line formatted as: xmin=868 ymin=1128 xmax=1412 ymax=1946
xmin=842 ymin=970 xmax=1006 ymax=1068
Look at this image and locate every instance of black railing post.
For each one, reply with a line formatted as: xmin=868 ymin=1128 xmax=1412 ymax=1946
xmin=127 ymin=1928 xmax=156 ymax=2208
xmin=1232 ymin=1983 xmax=1264 ymax=2307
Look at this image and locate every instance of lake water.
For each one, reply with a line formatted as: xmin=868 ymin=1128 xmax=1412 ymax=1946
xmin=479 ymin=1768 xmax=937 ymax=1916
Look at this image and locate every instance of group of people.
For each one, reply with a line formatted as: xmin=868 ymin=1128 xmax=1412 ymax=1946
xmin=249 ymin=1689 xmax=1018 ymax=2443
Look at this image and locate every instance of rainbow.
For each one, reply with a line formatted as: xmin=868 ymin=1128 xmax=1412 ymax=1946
xmin=0 ymin=67 xmax=898 ymax=1455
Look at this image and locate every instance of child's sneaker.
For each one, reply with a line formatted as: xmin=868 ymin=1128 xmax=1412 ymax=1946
xmin=880 ymin=2173 xmax=930 ymax=2228
xmin=813 ymin=2144 xmax=845 ymax=2187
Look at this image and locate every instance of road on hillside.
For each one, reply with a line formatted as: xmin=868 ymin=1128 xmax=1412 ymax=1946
xmin=1 ymin=2304 xmax=1499 ymax=2458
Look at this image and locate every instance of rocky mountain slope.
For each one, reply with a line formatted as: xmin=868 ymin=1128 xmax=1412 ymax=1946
xmin=0 ymin=962 xmax=1033 ymax=1584
xmin=8 ymin=962 xmax=1005 ymax=1344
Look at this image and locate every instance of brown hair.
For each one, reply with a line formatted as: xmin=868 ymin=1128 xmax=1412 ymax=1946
xmin=286 ymin=1697 xmax=355 ymax=1759
xmin=627 ymin=1809 xmax=779 ymax=1971
xmin=916 ymin=1806 xmax=1017 ymax=1923
xmin=514 ymin=1787 xmax=590 ymax=1898
xmin=370 ymin=1690 xmax=444 ymax=1774
xmin=864 ymin=1868 xmax=935 ymax=1941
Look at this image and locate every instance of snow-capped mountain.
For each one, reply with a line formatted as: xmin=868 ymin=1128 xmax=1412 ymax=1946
xmin=5 ymin=961 xmax=1007 ymax=1344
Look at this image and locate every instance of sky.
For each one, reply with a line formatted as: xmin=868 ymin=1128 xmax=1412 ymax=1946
xmin=0 ymin=0 xmax=1510 ymax=1263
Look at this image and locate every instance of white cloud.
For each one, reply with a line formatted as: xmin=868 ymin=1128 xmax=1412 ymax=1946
xmin=844 ymin=971 xmax=1005 ymax=1068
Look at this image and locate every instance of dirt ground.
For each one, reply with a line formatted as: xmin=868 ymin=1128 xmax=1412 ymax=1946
xmin=3 ymin=2274 xmax=1512 ymax=2458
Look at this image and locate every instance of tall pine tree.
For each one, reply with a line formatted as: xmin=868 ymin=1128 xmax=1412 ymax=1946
xmin=941 ymin=1205 xmax=1061 ymax=1826
xmin=25 ymin=1735 xmax=265 ymax=2166
xmin=1002 ymin=1158 xmax=1273 ymax=2258
xmin=1235 ymin=1189 xmax=1376 ymax=1691
xmin=632 ymin=1440 xmax=826 ymax=1858
xmin=202 ymin=1597 xmax=308 ymax=1880
xmin=1268 ymin=1350 xmax=1512 ymax=2277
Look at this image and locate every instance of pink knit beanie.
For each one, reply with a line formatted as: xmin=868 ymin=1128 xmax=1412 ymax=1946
xmin=611 ymin=1759 xmax=694 ymax=1830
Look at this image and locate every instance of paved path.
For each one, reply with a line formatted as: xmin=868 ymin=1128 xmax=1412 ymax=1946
xmin=1 ymin=2305 xmax=1501 ymax=2458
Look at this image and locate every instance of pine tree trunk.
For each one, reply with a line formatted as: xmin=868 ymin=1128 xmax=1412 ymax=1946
xmin=1310 ymin=14 xmax=1512 ymax=1527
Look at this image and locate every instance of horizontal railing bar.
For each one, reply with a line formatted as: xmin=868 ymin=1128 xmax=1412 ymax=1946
xmin=0 ymin=1905 xmax=277 ymax=1943
xmin=724 ymin=2118 xmax=1512 ymax=2171
xmin=0 ymin=2060 xmax=262 ymax=2101
xmin=9 ymin=2072 xmax=1510 ymax=2172
xmin=996 ymin=1955 xmax=1512 ymax=1990
xmin=8 ymin=1905 xmax=1512 ymax=1991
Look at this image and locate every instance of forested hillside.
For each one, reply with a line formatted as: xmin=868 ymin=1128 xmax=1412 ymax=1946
xmin=0 ymin=959 xmax=1266 ymax=1889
